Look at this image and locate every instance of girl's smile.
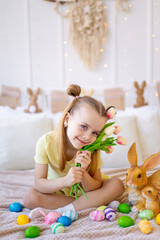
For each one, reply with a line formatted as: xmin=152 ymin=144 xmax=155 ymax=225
xmin=76 ymin=136 xmax=90 ymax=146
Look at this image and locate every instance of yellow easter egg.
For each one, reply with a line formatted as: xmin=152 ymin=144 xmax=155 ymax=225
xmin=96 ymin=206 xmax=107 ymax=212
xmin=156 ymin=213 xmax=160 ymax=225
xmin=139 ymin=219 xmax=152 ymax=234
xmin=17 ymin=214 xmax=30 ymax=225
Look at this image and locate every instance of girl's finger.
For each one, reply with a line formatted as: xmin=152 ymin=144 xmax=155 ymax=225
xmin=83 ymin=150 xmax=91 ymax=157
xmin=76 ymin=150 xmax=81 ymax=155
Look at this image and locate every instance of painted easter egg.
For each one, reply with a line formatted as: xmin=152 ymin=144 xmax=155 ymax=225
xmin=17 ymin=214 xmax=30 ymax=225
xmin=45 ymin=212 xmax=61 ymax=224
xmin=57 ymin=216 xmax=71 ymax=226
xmin=62 ymin=210 xmax=78 ymax=222
xmin=156 ymin=213 xmax=160 ymax=225
xmin=138 ymin=209 xmax=154 ymax=220
xmin=118 ymin=203 xmax=131 ymax=213
xmin=108 ymin=200 xmax=120 ymax=211
xmin=51 ymin=223 xmax=65 ymax=234
xmin=104 ymin=207 xmax=116 ymax=221
xmin=25 ymin=226 xmax=40 ymax=238
xmin=96 ymin=206 xmax=107 ymax=212
xmin=118 ymin=216 xmax=134 ymax=228
xmin=90 ymin=210 xmax=105 ymax=221
xmin=9 ymin=202 xmax=23 ymax=212
xmin=139 ymin=219 xmax=152 ymax=234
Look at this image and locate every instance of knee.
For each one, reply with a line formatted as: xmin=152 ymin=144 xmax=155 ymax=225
xmin=111 ymin=177 xmax=125 ymax=195
xmin=23 ymin=188 xmax=40 ymax=209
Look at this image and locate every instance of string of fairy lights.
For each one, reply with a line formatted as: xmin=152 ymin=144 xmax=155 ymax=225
xmin=58 ymin=0 xmax=160 ymax=103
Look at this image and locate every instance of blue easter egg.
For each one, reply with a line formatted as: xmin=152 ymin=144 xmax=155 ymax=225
xmin=57 ymin=216 xmax=71 ymax=226
xmin=9 ymin=202 xmax=23 ymax=212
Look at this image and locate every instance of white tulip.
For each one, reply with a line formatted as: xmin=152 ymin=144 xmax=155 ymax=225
xmin=104 ymin=125 xmax=115 ymax=136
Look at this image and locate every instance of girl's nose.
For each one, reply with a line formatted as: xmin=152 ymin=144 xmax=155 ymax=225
xmin=83 ymin=132 xmax=91 ymax=140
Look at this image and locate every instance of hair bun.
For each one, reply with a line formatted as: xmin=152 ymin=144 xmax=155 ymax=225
xmin=66 ymin=84 xmax=81 ymax=97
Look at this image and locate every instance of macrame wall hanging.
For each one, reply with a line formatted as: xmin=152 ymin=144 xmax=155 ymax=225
xmin=69 ymin=0 xmax=107 ymax=69
xmin=45 ymin=0 xmax=131 ymax=69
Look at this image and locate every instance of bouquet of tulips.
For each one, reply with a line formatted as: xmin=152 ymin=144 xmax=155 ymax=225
xmin=70 ymin=107 xmax=127 ymax=200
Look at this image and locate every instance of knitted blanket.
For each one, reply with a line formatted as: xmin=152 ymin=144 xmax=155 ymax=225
xmin=0 ymin=168 xmax=160 ymax=240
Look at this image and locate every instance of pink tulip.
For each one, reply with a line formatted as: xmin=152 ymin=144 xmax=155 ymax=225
xmin=116 ymin=136 xmax=127 ymax=145
xmin=105 ymin=146 xmax=114 ymax=154
xmin=106 ymin=107 xmax=116 ymax=119
xmin=114 ymin=125 xmax=122 ymax=135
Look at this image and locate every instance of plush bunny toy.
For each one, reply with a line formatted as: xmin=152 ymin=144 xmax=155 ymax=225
xmin=126 ymin=142 xmax=160 ymax=212
xmin=24 ymin=88 xmax=42 ymax=113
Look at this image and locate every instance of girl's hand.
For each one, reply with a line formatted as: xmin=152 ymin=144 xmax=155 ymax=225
xmin=75 ymin=150 xmax=91 ymax=170
xmin=65 ymin=167 xmax=84 ymax=187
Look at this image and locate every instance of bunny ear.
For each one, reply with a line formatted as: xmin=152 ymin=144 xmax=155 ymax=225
xmin=39 ymin=209 xmax=46 ymax=217
xmin=88 ymin=89 xmax=94 ymax=96
xmin=35 ymin=88 xmax=40 ymax=96
xmin=134 ymin=81 xmax=139 ymax=89
xmin=142 ymin=152 xmax=160 ymax=170
xmin=81 ymin=88 xmax=85 ymax=96
xmin=27 ymin=88 xmax=33 ymax=96
xmin=127 ymin=142 xmax=137 ymax=167
xmin=141 ymin=81 xmax=146 ymax=88
xmin=81 ymin=88 xmax=94 ymax=97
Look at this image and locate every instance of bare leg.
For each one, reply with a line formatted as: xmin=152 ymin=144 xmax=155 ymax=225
xmin=24 ymin=177 xmax=124 ymax=218
xmin=23 ymin=188 xmax=75 ymax=210
xmin=73 ymin=177 xmax=125 ymax=211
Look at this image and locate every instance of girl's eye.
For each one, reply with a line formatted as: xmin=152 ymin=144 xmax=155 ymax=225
xmin=93 ymin=132 xmax=99 ymax=136
xmin=81 ymin=125 xmax=87 ymax=130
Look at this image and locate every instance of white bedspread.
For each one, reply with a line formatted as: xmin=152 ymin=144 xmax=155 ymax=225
xmin=0 ymin=168 xmax=160 ymax=240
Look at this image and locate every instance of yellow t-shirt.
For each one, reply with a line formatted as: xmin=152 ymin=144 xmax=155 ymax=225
xmin=34 ymin=130 xmax=104 ymax=197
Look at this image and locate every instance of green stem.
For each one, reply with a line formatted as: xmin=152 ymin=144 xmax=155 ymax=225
xmin=69 ymin=162 xmax=89 ymax=200
xmin=77 ymin=183 xmax=89 ymax=200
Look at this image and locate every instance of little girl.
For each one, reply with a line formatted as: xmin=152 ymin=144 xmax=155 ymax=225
xmin=23 ymin=84 xmax=124 ymax=217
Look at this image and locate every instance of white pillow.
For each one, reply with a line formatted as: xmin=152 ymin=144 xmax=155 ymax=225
xmin=101 ymin=115 xmax=142 ymax=168
xmin=135 ymin=110 xmax=160 ymax=161
xmin=0 ymin=118 xmax=53 ymax=170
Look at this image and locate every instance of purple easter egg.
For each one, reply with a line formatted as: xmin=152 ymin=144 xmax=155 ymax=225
xmin=104 ymin=207 xmax=116 ymax=221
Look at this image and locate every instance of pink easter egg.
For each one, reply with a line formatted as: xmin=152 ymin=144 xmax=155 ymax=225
xmin=90 ymin=210 xmax=105 ymax=221
xmin=45 ymin=212 xmax=61 ymax=224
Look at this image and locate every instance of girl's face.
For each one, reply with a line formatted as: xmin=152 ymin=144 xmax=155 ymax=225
xmin=64 ymin=104 xmax=107 ymax=150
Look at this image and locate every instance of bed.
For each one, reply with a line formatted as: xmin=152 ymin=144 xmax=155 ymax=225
xmin=1 ymin=167 xmax=160 ymax=240
xmin=1 ymin=106 xmax=160 ymax=239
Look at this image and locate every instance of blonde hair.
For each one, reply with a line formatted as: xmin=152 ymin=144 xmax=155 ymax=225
xmin=55 ymin=84 xmax=107 ymax=176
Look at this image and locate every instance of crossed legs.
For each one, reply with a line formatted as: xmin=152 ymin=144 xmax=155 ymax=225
xmin=23 ymin=177 xmax=124 ymax=212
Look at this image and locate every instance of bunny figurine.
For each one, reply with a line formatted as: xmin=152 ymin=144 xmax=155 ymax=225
xmin=126 ymin=142 xmax=160 ymax=212
xmin=134 ymin=81 xmax=148 ymax=108
xmin=24 ymin=88 xmax=42 ymax=113
xmin=142 ymin=186 xmax=160 ymax=216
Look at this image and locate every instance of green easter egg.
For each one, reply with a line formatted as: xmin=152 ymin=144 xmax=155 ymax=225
xmin=118 ymin=216 xmax=134 ymax=228
xmin=96 ymin=206 xmax=107 ymax=211
xmin=138 ymin=209 xmax=154 ymax=220
xmin=25 ymin=226 xmax=40 ymax=238
xmin=118 ymin=203 xmax=131 ymax=213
